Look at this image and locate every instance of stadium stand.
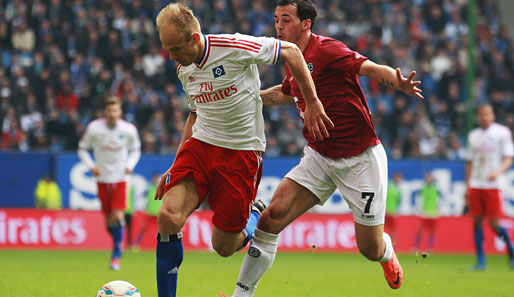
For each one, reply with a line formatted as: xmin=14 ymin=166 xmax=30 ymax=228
xmin=0 ymin=0 xmax=512 ymax=158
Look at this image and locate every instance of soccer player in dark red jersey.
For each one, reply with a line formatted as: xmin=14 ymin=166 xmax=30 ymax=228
xmin=226 ymin=1 xmax=423 ymax=296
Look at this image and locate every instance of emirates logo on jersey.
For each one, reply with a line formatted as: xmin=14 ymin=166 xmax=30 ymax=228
xmin=193 ymin=85 xmax=238 ymax=104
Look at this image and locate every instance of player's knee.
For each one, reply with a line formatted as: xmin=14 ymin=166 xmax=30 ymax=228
xmin=258 ymin=207 xmax=285 ymax=234
xmin=358 ymin=241 xmax=383 ymax=261
xmin=360 ymin=248 xmax=382 ymax=261
xmin=212 ymin=242 xmax=235 ymax=258
xmin=157 ymin=207 xmax=185 ymax=232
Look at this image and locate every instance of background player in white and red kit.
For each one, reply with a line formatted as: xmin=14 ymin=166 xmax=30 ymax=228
xmin=226 ymin=1 xmax=423 ymax=296
xmin=78 ymin=97 xmax=141 ymax=270
xmin=465 ymin=104 xmax=514 ymax=270
xmin=153 ymin=3 xmax=332 ymax=297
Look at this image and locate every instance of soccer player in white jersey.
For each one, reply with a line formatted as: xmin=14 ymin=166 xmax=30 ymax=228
xmin=78 ymin=97 xmax=141 ymax=271
xmin=465 ymin=103 xmax=514 ymax=270
xmin=152 ymin=3 xmax=333 ymax=297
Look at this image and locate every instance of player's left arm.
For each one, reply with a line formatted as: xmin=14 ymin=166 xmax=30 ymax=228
xmin=261 ymin=85 xmax=294 ymax=106
xmin=490 ymin=131 xmax=514 ymax=181
xmin=488 ymin=156 xmax=513 ymax=181
xmin=359 ymin=60 xmax=424 ymax=99
xmin=125 ymin=128 xmax=142 ymax=174
xmin=279 ymin=40 xmax=334 ymax=140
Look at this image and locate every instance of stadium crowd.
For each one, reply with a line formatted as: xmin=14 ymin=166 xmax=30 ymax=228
xmin=0 ymin=0 xmax=513 ymax=159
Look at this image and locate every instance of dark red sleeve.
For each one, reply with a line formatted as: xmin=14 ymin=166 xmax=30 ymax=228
xmin=280 ymin=70 xmax=292 ymax=96
xmin=324 ymin=40 xmax=368 ymax=75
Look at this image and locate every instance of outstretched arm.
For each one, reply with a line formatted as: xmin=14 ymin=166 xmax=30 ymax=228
xmin=260 ymin=85 xmax=294 ymax=106
xmin=359 ymin=60 xmax=424 ymax=99
xmin=279 ymin=41 xmax=334 ymax=139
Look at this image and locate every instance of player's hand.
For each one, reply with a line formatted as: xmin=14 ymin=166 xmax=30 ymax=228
xmin=488 ymin=172 xmax=499 ymax=181
xmin=154 ymin=169 xmax=170 ymax=200
xmin=396 ymin=68 xmax=423 ymax=100
xmin=303 ymin=99 xmax=334 ymax=140
xmin=125 ymin=167 xmax=133 ymax=174
xmin=91 ymin=166 xmax=100 ymax=176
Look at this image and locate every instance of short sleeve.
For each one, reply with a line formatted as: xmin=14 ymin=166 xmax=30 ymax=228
xmin=187 ymin=93 xmax=197 ymax=112
xmin=79 ymin=124 xmax=93 ymax=150
xmin=324 ymin=40 xmax=368 ymax=75
xmin=211 ymin=34 xmax=281 ymax=66
xmin=129 ymin=126 xmax=141 ymax=151
xmin=281 ymin=73 xmax=292 ymax=96
xmin=502 ymin=127 xmax=514 ymax=157
xmin=465 ymin=133 xmax=473 ymax=161
xmin=177 ymin=68 xmax=197 ymax=113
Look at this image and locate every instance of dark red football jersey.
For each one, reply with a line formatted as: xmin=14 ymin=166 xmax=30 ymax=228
xmin=281 ymin=33 xmax=380 ymax=159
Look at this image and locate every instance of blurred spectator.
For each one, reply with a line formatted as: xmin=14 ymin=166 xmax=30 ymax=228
xmin=446 ymin=132 xmax=466 ymax=161
xmin=413 ymin=173 xmax=440 ymax=252
xmin=56 ymin=83 xmax=79 ymax=112
xmin=385 ymin=171 xmax=403 ymax=243
xmin=125 ymin=184 xmax=136 ymax=249
xmin=34 ymin=174 xmax=62 ymax=210
xmin=11 ymin=21 xmax=35 ymax=51
xmin=133 ymin=172 xmax=163 ymax=249
xmin=0 ymin=0 xmax=512 ymax=159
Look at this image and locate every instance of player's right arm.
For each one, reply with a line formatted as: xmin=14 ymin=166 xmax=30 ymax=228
xmin=77 ymin=125 xmax=100 ymax=176
xmin=261 ymin=85 xmax=294 ymax=106
xmin=155 ymin=111 xmax=197 ymax=200
xmin=359 ymin=60 xmax=423 ymax=99
xmin=278 ymin=40 xmax=333 ymax=140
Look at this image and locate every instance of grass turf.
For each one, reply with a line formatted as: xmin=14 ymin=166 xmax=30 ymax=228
xmin=1 ymin=250 xmax=513 ymax=296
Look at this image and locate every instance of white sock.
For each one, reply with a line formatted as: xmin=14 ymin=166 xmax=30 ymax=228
xmin=232 ymin=228 xmax=279 ymax=297
xmin=380 ymin=232 xmax=394 ymax=263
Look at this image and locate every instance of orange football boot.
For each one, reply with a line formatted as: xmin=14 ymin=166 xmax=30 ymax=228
xmin=380 ymin=251 xmax=403 ymax=289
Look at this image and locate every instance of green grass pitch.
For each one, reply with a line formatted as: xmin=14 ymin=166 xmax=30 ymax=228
xmin=1 ymin=250 xmax=513 ymax=296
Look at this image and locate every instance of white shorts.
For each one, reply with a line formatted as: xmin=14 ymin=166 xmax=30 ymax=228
xmin=285 ymin=144 xmax=388 ymax=226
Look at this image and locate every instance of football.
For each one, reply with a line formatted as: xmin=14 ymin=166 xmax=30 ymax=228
xmin=96 ymin=280 xmax=141 ymax=297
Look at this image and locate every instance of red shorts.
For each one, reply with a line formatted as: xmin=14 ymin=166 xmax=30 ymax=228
xmin=97 ymin=181 xmax=127 ymax=216
xmin=468 ymin=188 xmax=503 ymax=218
xmin=164 ymin=138 xmax=263 ymax=233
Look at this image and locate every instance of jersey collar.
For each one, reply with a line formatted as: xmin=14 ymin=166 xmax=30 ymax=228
xmin=195 ymin=34 xmax=209 ymax=69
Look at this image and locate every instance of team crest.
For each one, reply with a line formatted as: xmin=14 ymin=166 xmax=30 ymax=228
xmin=212 ymin=65 xmax=226 ymax=78
xmin=188 ymin=76 xmax=196 ymax=82
xmin=307 ymin=62 xmax=314 ymax=73
xmin=247 ymin=246 xmax=261 ymax=257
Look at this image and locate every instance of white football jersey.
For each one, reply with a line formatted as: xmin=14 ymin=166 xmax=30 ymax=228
xmin=78 ymin=118 xmax=141 ymax=183
xmin=177 ymin=33 xmax=281 ymax=151
xmin=466 ymin=123 xmax=514 ymax=189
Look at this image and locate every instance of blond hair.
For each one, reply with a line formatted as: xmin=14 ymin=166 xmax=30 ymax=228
xmin=156 ymin=3 xmax=201 ymax=41
xmin=104 ymin=97 xmax=121 ymax=108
